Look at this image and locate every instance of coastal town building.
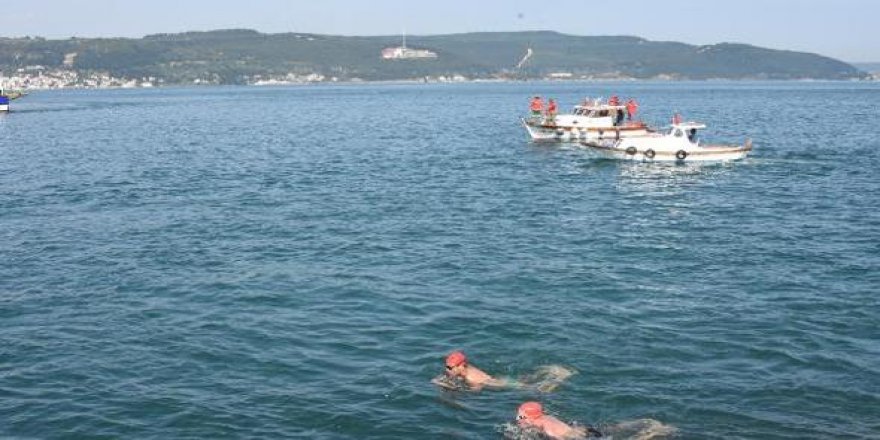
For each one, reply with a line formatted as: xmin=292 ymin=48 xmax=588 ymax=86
xmin=381 ymin=47 xmax=438 ymax=60
xmin=1 ymin=67 xmax=157 ymax=89
xmin=381 ymin=32 xmax=437 ymax=60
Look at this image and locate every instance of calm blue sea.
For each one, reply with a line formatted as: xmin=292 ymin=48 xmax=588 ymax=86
xmin=1 ymin=82 xmax=879 ymax=439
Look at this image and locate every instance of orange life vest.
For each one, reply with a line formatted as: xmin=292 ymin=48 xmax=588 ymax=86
xmin=530 ymin=98 xmax=543 ymax=112
xmin=626 ymin=100 xmax=638 ymax=114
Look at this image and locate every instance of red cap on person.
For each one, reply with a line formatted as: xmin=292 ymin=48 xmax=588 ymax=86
xmin=445 ymin=351 xmax=467 ymax=368
xmin=518 ymin=401 xmax=544 ymax=420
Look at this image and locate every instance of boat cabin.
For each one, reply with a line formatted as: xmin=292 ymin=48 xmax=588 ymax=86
xmin=544 ymin=104 xmax=629 ymax=127
xmin=571 ymin=104 xmax=627 ymax=118
xmin=669 ymin=122 xmax=706 ymax=143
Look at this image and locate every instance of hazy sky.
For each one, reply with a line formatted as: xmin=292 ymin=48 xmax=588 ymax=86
xmin=4 ymin=0 xmax=877 ymax=62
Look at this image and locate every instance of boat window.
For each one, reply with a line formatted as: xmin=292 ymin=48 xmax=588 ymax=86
xmin=674 ymin=129 xmax=684 ymax=137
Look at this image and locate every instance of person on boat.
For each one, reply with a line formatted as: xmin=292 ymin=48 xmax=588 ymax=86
xmin=672 ymin=112 xmax=682 ymax=125
xmin=615 ymin=108 xmax=625 ymax=126
xmin=546 ymin=98 xmax=558 ymax=121
xmin=687 ymin=128 xmax=697 ymax=142
xmin=626 ymin=98 xmax=639 ymax=121
xmin=516 ymin=402 xmax=604 ymax=439
xmin=608 ymin=95 xmax=620 ymax=106
xmin=530 ymin=96 xmax=544 ymax=118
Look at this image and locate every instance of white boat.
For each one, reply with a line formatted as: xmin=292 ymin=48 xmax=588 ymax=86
xmin=522 ymin=102 xmax=650 ymax=142
xmin=580 ymin=121 xmax=752 ymax=162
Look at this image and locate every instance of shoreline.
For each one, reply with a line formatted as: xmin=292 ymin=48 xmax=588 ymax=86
xmin=6 ymin=76 xmax=876 ymax=94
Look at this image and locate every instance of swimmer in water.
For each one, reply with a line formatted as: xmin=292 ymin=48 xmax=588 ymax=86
xmin=433 ymin=351 xmax=576 ymax=392
xmin=434 ymin=351 xmax=511 ymax=391
xmin=516 ymin=401 xmax=603 ymax=440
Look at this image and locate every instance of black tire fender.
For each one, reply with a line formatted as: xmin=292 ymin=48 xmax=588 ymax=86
xmin=676 ymin=150 xmax=688 ymax=160
xmin=625 ymin=146 xmax=637 ymax=155
xmin=644 ymin=149 xmax=656 ymax=159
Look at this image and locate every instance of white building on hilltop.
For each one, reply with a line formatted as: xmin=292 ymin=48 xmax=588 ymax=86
xmin=381 ymin=32 xmax=437 ymax=60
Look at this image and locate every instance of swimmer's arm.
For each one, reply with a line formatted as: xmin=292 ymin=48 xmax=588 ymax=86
xmin=431 ymin=376 xmax=450 ymax=388
xmin=432 ymin=375 xmax=470 ymax=391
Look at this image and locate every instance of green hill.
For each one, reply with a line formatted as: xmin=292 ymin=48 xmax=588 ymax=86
xmin=852 ymin=62 xmax=880 ymax=73
xmin=0 ymin=29 xmax=867 ymax=83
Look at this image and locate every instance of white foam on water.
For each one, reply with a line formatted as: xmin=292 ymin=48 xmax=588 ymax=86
xmin=520 ymin=364 xmax=578 ymax=392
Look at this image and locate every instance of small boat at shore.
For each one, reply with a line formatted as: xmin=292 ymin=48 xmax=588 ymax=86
xmin=580 ymin=121 xmax=752 ymax=162
xmin=0 ymin=88 xmax=26 ymax=112
xmin=522 ymin=102 xmax=650 ymax=142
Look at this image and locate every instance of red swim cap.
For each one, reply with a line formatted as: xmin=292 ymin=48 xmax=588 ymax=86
xmin=518 ymin=401 xmax=544 ymax=420
xmin=445 ymin=351 xmax=467 ymax=368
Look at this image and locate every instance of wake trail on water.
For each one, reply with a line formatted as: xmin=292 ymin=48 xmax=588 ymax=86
xmin=519 ymin=365 xmax=577 ymax=392
xmin=608 ymin=419 xmax=677 ymax=440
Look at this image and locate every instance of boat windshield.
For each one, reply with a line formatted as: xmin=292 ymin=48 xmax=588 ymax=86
xmin=671 ymin=127 xmax=700 ymax=142
xmin=578 ymin=109 xmax=608 ymax=118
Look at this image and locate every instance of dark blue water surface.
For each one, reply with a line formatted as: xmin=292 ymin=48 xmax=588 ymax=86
xmin=1 ymin=82 xmax=879 ymax=439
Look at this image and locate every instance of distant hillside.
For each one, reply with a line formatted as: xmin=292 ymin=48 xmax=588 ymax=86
xmin=852 ymin=62 xmax=880 ymax=73
xmin=0 ymin=29 xmax=867 ymax=84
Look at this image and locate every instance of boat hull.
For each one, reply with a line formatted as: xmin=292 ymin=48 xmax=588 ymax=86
xmin=0 ymin=96 xmax=9 ymax=112
xmin=522 ymin=118 xmax=649 ymax=142
xmin=581 ymin=140 xmax=752 ymax=162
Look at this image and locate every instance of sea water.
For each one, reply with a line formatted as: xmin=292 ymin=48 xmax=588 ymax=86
xmin=1 ymin=82 xmax=878 ymax=439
